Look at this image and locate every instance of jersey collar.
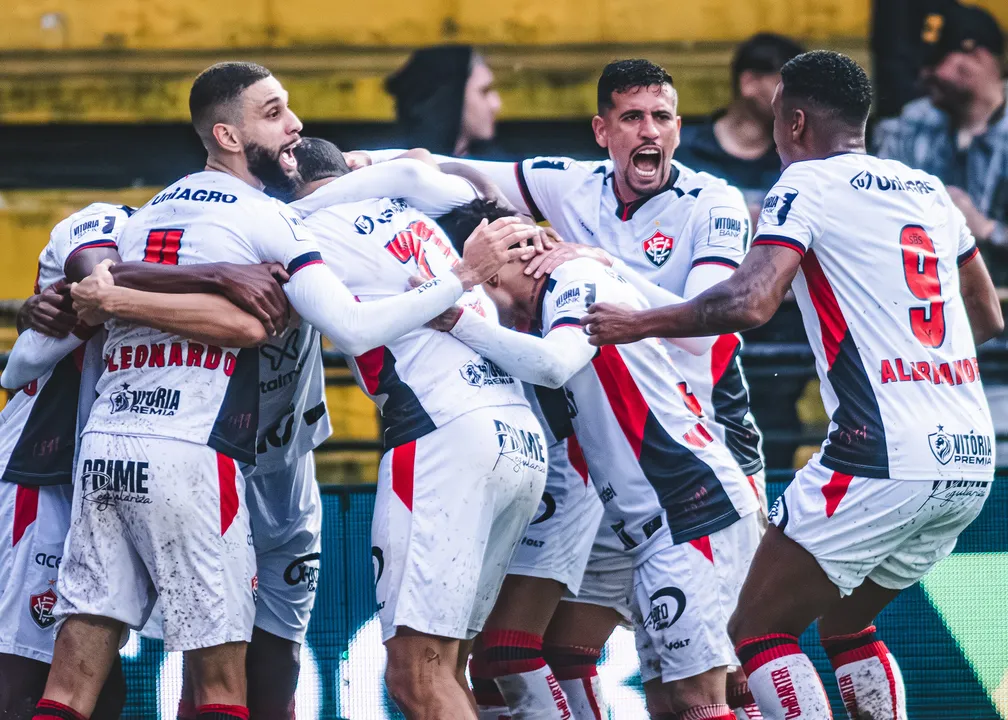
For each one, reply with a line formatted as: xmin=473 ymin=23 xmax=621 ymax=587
xmin=609 ymin=163 xmax=681 ymax=222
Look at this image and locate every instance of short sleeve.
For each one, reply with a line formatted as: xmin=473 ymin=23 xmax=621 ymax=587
xmin=58 ymin=205 xmax=130 ymax=270
xmin=752 ymin=164 xmax=825 ymax=257
xmin=515 ymin=157 xmax=596 ymax=223
xmin=254 ymin=200 xmax=326 ymax=276
xmin=689 ymin=183 xmax=751 ymax=270
xmin=541 ymin=261 xmax=616 ymax=333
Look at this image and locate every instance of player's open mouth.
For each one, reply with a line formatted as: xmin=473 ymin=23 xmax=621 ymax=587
xmin=280 ymin=143 xmax=298 ymax=171
xmin=631 ymin=147 xmax=662 ymax=179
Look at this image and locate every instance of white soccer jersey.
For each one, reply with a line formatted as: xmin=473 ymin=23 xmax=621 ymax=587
xmin=0 ymin=203 xmax=130 ymax=485
xmin=516 ymin=157 xmax=764 ymax=475
xmin=252 ymin=320 xmax=330 ymax=471
xmin=84 ymin=172 xmax=325 ymax=465
xmin=539 ymin=259 xmax=758 ymax=554
xmin=753 ymin=153 xmax=994 ymax=480
xmin=293 ymin=196 xmax=528 ymax=448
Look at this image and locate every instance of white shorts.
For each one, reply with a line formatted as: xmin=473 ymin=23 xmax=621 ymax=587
xmin=770 ymin=456 xmax=992 ymax=597
xmin=748 ymin=469 xmax=767 ymax=518
xmin=372 ymin=405 xmax=547 ymax=642
xmin=635 ymin=512 xmax=761 ymax=684
xmin=0 ymin=482 xmax=72 ymax=663
xmin=565 ymin=508 xmax=634 ymax=622
xmin=245 ymin=451 xmax=322 ymax=644
xmin=57 ymin=433 xmax=256 ymax=652
xmin=506 ymin=437 xmax=604 ymax=594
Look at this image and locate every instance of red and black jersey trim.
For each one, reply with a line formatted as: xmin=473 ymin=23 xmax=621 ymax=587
xmin=208 ymin=348 xmax=260 ymax=465
xmin=752 ymin=235 xmax=806 ymax=257
xmin=1 ymin=352 xmax=83 ymax=486
xmin=612 ymin=165 xmax=683 ymax=222
xmin=692 ymin=256 xmax=740 ymax=270
xmin=287 ymin=251 xmax=324 ymax=275
xmin=514 ymin=162 xmax=546 ymax=223
xmin=355 ymin=346 xmax=437 ymax=449
xmin=957 ymin=245 xmax=980 ymax=267
xmin=65 ymin=238 xmax=118 ymax=264
xmin=710 ymin=335 xmax=764 ymax=475
xmin=548 ymin=316 xmax=583 ymax=332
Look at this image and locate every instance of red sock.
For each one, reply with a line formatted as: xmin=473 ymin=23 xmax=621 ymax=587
xmin=543 ymin=645 xmax=604 ymax=720
xmin=736 ymin=634 xmax=832 ymax=719
xmin=822 ymin=626 xmax=906 ymax=720
xmin=195 ymin=704 xmax=250 ymax=720
xmin=676 ymin=704 xmax=736 ymax=720
xmin=478 ymin=630 xmax=571 ymax=719
xmin=33 ymin=699 xmax=88 ymax=720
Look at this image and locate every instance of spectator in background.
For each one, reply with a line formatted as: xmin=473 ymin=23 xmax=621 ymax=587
xmin=676 ymin=33 xmax=804 ymax=221
xmin=875 ymin=3 xmax=1008 ymax=282
xmin=385 ymin=45 xmax=502 ymax=158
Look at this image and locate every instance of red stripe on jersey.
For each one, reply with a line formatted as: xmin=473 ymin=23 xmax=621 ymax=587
xmin=688 ymin=535 xmax=714 ymax=563
xmin=822 ymin=471 xmax=854 ymax=518
xmin=12 ymin=485 xmax=39 ymax=547
xmin=751 ymin=236 xmax=806 ymax=257
xmin=802 ymin=249 xmax=848 ymax=370
xmin=65 ymin=239 xmax=118 ymax=264
xmin=354 ymin=346 xmax=386 ymax=396
xmin=567 ymin=435 xmax=589 ymax=485
xmin=217 ymin=452 xmax=239 ymax=536
xmin=391 ymin=441 xmax=416 ymax=512
xmin=957 ymin=245 xmax=979 ymax=268
xmin=591 ymin=345 xmax=649 ymax=458
xmin=710 ymin=334 xmax=740 ymax=384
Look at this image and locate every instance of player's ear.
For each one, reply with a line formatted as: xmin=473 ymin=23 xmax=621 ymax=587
xmin=791 ymin=108 xmax=806 ymax=143
xmin=486 ymin=273 xmax=500 ymax=288
xmin=212 ymin=122 xmax=243 ymax=155
xmin=591 ymin=115 xmax=608 ymax=149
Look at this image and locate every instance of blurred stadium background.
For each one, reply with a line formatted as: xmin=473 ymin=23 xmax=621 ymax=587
xmin=2 ymin=1 xmax=1008 ymax=717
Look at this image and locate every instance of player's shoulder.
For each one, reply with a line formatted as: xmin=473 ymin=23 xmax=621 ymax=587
xmin=522 ymin=156 xmax=608 ymax=184
xmin=550 ymin=257 xmax=624 ymax=291
xmin=673 ymin=161 xmax=746 ymax=207
xmin=49 ymin=202 xmax=131 ymax=260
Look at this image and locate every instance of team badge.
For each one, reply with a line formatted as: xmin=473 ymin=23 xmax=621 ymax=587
xmin=929 ymin=426 xmax=954 ymax=465
xmin=642 ymin=231 xmax=674 ymax=267
xmin=29 ymin=588 xmax=58 ymax=628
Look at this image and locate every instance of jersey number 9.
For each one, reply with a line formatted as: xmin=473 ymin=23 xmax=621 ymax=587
xmin=900 ymin=225 xmax=945 ymax=348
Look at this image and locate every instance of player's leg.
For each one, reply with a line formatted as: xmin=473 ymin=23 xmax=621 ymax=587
xmin=543 ymin=600 xmax=625 ymax=720
xmin=472 ymin=574 xmax=567 ymax=718
xmin=635 ymin=514 xmax=762 ymax=720
xmin=0 ymin=655 xmax=48 ymax=717
xmin=91 ymin=656 xmax=127 ymax=720
xmin=131 ymin=438 xmax=256 ymax=719
xmin=244 ymin=452 xmax=322 ymax=719
xmin=386 ymin=629 xmax=475 ymax=720
xmin=38 ymin=435 xmax=152 ymax=718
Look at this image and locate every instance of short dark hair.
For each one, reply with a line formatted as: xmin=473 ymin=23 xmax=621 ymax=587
xmin=292 ymin=137 xmax=351 ymax=183
xmin=597 ymin=59 xmax=674 ymax=114
xmin=437 ymin=198 xmax=514 ymax=256
xmin=780 ymin=50 xmax=872 ymax=126
xmin=189 ymin=61 xmax=273 ymax=142
xmin=731 ymin=33 xmax=805 ymax=94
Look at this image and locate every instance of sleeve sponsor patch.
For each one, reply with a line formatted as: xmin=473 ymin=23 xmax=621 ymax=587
xmin=706 ymin=206 xmax=748 ymax=250
xmin=530 ymin=158 xmax=572 ymax=171
xmin=279 ymin=207 xmax=315 ymax=242
xmin=759 ymin=187 xmax=799 ymax=227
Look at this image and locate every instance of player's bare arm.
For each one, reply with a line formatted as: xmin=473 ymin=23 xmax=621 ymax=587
xmin=71 ymin=260 xmax=268 ymax=348
xmin=958 ymin=251 xmax=1004 ymax=345
xmin=582 ymin=244 xmax=801 ymax=345
xmin=16 ymin=281 xmax=76 ymax=337
xmin=106 ymin=260 xmax=290 ymax=337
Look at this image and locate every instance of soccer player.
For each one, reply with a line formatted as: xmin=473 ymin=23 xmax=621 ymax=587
xmin=583 ymin=50 xmax=1003 ymax=720
xmin=426 ymin=199 xmax=762 ymax=719
xmin=2 ymin=203 xmax=279 ymax=719
xmin=287 ymin=138 xmax=549 ymax=720
xmin=32 ymin=62 xmax=522 ymax=720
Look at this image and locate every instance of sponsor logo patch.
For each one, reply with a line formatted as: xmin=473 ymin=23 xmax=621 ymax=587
xmin=283 ymin=552 xmax=321 ymax=592
xmin=110 ymin=383 xmax=181 ymax=416
xmin=80 ymin=459 xmax=151 ymax=510
xmin=460 ymin=359 xmax=515 ymax=388
xmin=928 ymin=426 xmax=992 ymax=467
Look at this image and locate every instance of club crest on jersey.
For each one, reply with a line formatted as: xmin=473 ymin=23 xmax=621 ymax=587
xmin=642 ymin=231 xmax=674 ymax=267
xmin=30 ymin=588 xmax=58 ymax=628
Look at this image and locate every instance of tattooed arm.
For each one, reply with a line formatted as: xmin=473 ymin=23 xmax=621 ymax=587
xmin=581 ymin=245 xmax=802 ymax=344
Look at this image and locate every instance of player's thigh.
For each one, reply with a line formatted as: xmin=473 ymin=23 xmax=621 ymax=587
xmin=114 ymin=436 xmax=256 ymax=652
xmin=373 ymin=407 xmax=543 ymax=643
xmin=60 ymin=438 xmax=153 ymax=632
xmin=506 ymin=439 xmax=604 ymax=598
xmin=247 ymin=453 xmax=322 ymax=644
xmin=545 ymin=600 xmax=625 ymax=651
xmin=0 ymin=482 xmax=72 ymax=665
xmin=482 ymin=574 xmax=566 ymax=637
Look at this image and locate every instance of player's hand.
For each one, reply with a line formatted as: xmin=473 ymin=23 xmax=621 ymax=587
xmin=582 ymin=302 xmax=648 ymax=346
xmin=947 ymin=186 xmax=997 ymax=241
xmin=453 ymin=217 xmax=543 ymax=290
xmin=516 ymin=226 xmax=561 ymax=262
xmin=18 ymin=280 xmax=77 ymax=337
xmin=524 ymin=242 xmax=612 ymax=279
xmin=343 ymin=151 xmax=373 ymax=171
xmin=214 ymin=262 xmax=290 ymax=338
xmin=70 ymin=259 xmax=115 ymax=326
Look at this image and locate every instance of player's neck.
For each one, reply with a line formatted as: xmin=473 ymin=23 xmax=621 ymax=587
xmin=204 ymin=155 xmax=265 ymax=191
xmin=518 ymin=274 xmax=551 ymax=332
xmin=612 ymin=168 xmax=670 ymax=206
xmin=714 ymin=103 xmax=774 ymax=160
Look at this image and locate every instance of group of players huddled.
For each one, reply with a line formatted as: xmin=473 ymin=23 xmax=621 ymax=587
xmin=0 ymin=48 xmax=1001 ymax=720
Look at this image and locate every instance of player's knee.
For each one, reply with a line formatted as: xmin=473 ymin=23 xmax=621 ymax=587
xmin=384 ymin=660 xmax=424 ymax=714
